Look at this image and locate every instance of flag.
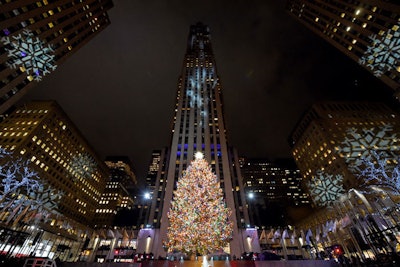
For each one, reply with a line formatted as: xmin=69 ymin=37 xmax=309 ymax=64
xmin=274 ymin=229 xmax=281 ymax=239
xmin=290 ymin=229 xmax=297 ymax=245
xmin=122 ymin=228 xmax=129 ymax=246
xmin=315 ymin=226 xmax=321 ymax=242
xmin=12 ymin=203 xmax=30 ymax=226
xmin=323 ymin=222 xmax=328 ymax=238
xmin=340 ymin=214 xmax=351 ymax=228
xmin=259 ymin=229 xmax=266 ymax=243
xmin=107 ymin=229 xmax=115 ymax=239
xmin=114 ymin=229 xmax=122 ymax=239
xmin=6 ymin=201 xmax=24 ymax=224
xmin=282 ymin=229 xmax=289 ymax=239
xmin=300 ymin=230 xmax=306 ymax=246
xmin=0 ymin=199 xmax=14 ymax=220
xmin=98 ymin=229 xmax=107 ymax=239
xmin=305 ymin=229 xmax=313 ymax=245
xmin=332 ymin=219 xmax=338 ymax=233
xmin=267 ymin=228 xmax=274 ymax=239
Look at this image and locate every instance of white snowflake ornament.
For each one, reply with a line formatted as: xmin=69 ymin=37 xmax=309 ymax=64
xmin=1 ymin=29 xmax=57 ymax=81
xmin=359 ymin=23 xmax=400 ymax=77
xmin=307 ymin=171 xmax=345 ymax=206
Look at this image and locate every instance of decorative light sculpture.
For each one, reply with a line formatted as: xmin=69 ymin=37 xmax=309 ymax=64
xmin=1 ymin=29 xmax=57 ymax=81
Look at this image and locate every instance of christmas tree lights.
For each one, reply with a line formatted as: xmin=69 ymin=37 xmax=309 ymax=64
xmin=166 ymin=153 xmax=233 ymax=256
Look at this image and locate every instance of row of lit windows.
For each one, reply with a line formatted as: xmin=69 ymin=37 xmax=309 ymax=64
xmin=95 ymin=209 xmax=117 ymax=214
xmin=75 ymin=198 xmax=87 ymax=207
xmin=16 ymin=109 xmax=48 ymax=114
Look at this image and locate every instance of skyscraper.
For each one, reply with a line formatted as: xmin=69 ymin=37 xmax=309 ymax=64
xmin=240 ymin=158 xmax=310 ymax=227
xmin=0 ymin=100 xmax=109 ymax=259
xmin=0 ymin=0 xmax=113 ymax=114
xmin=286 ymin=0 xmax=400 ymax=95
xmin=290 ymin=102 xmax=400 ymax=259
xmin=140 ymin=23 xmax=250 ymax=258
xmin=0 ymin=100 xmax=109 ymax=225
xmin=94 ymin=156 xmax=137 ymax=228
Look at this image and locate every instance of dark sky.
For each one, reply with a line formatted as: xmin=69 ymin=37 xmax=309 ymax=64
xmin=20 ymin=1 xmax=395 ymax=186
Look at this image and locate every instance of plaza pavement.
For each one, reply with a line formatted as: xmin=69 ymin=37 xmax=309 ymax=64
xmin=61 ymin=259 xmax=336 ymax=267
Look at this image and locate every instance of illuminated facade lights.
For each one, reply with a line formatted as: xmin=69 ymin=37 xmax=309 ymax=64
xmin=94 ymin=156 xmax=137 ymax=228
xmin=140 ymin=23 xmax=250 ymax=258
xmin=290 ymin=101 xmax=400 ymax=207
xmin=286 ymin=0 xmax=400 ymax=96
xmin=0 ymin=0 xmax=113 ymax=114
xmin=0 ymin=100 xmax=109 ymax=225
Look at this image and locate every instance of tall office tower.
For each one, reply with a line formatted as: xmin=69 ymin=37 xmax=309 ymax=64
xmin=241 ymin=158 xmax=310 ymax=227
xmin=0 ymin=0 xmax=113 ymax=114
xmin=94 ymin=156 xmax=137 ymax=228
xmin=139 ymin=148 xmax=169 ymax=229
xmin=289 ymin=101 xmax=400 ymax=207
xmin=141 ymin=23 xmax=250 ymax=258
xmin=286 ymin=0 xmax=400 ymax=95
xmin=0 ymin=100 xmax=109 ymax=225
xmin=105 ymin=156 xmax=137 ymax=196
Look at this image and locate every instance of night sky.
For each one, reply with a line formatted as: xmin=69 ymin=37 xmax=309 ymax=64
xmin=20 ymin=1 xmax=396 ymax=187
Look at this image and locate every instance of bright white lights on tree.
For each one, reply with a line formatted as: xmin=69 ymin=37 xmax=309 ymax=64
xmin=358 ymin=151 xmax=400 ymax=195
xmin=0 ymin=148 xmax=40 ymax=197
xmin=1 ymin=29 xmax=57 ymax=81
xmin=359 ymin=23 xmax=400 ymax=77
xmin=307 ymin=171 xmax=345 ymax=206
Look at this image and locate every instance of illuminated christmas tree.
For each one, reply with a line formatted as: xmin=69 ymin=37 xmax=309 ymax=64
xmin=166 ymin=152 xmax=233 ymax=256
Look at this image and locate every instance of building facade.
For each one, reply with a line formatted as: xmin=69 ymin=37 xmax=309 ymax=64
xmin=94 ymin=156 xmax=137 ymax=228
xmin=140 ymin=148 xmax=169 ymax=230
xmin=289 ymin=101 xmax=400 ymax=260
xmin=290 ymin=101 xmax=400 ymax=206
xmin=286 ymin=0 xmax=400 ymax=95
xmin=139 ymin=23 xmax=251 ymax=258
xmin=240 ymin=158 xmax=311 ymax=227
xmin=0 ymin=100 xmax=109 ymax=260
xmin=0 ymin=0 xmax=113 ymax=114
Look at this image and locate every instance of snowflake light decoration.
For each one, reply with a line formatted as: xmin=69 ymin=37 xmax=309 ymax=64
xmin=307 ymin=171 xmax=345 ymax=206
xmin=1 ymin=29 xmax=57 ymax=81
xmin=359 ymin=23 xmax=400 ymax=77
xmin=338 ymin=124 xmax=400 ymax=173
xmin=69 ymin=153 xmax=97 ymax=180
